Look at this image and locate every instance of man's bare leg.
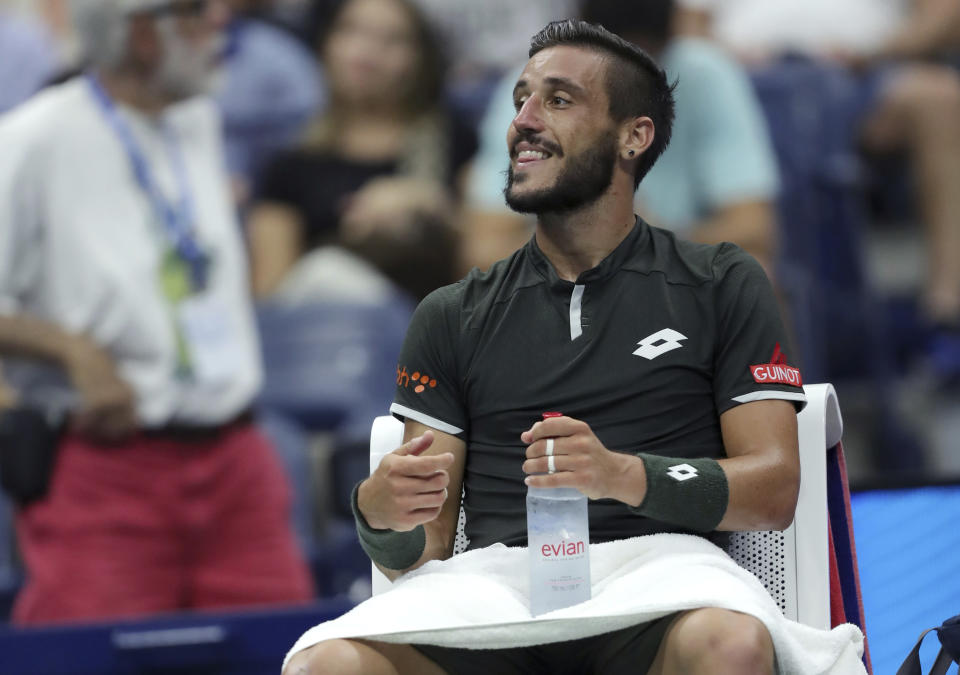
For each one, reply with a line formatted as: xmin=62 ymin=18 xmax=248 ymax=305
xmin=283 ymin=639 xmax=448 ymax=675
xmin=861 ymin=65 xmax=960 ymax=324
xmin=646 ymin=608 xmax=775 ymax=675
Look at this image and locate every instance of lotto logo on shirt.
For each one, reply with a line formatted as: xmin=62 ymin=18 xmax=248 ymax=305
xmin=397 ymin=365 xmax=437 ymax=394
xmin=749 ymin=343 xmax=803 ymax=386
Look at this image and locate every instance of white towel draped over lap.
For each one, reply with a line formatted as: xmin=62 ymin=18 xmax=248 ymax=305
xmin=284 ymin=534 xmax=866 ymax=675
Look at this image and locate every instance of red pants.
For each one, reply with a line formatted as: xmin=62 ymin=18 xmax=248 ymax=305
xmin=12 ymin=423 xmax=314 ymax=625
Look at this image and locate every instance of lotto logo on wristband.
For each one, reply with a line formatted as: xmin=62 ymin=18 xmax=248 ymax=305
xmin=666 ymin=463 xmax=699 ymax=482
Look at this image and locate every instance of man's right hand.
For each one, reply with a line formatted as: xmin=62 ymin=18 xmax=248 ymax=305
xmin=63 ymin=336 xmax=138 ymax=442
xmin=357 ymin=430 xmax=455 ymax=531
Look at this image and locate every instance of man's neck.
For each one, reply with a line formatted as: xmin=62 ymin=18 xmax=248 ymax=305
xmin=533 ymin=186 xmax=638 ymax=282
xmin=96 ymin=69 xmax=171 ymax=116
xmin=331 ymin=109 xmax=409 ymax=160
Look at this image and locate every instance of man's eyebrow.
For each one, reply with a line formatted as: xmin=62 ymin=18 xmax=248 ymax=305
xmin=512 ymin=76 xmax=588 ymax=100
xmin=543 ymin=77 xmax=588 ymax=97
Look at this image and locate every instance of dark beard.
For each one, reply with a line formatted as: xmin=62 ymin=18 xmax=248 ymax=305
xmin=503 ymin=129 xmax=618 ymax=214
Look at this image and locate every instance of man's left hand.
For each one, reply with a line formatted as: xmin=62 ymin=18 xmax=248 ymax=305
xmin=521 ymin=415 xmax=645 ymax=505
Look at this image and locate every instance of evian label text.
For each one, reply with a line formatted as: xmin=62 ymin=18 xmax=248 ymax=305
xmin=540 ymin=539 xmax=586 ymax=558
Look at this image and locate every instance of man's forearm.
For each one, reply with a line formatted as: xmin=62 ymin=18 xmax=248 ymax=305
xmin=0 ymin=314 xmax=139 ymax=438
xmin=360 ymin=423 xmax=466 ymax=581
xmin=610 ymin=447 xmax=798 ymax=533
xmin=375 ymin=517 xmax=457 ymax=582
xmin=689 ymin=201 xmax=777 ymax=272
xmin=0 ymin=314 xmax=82 ymax=366
xmin=356 ymin=474 xmax=460 ymax=582
xmin=878 ymin=0 xmax=960 ymax=60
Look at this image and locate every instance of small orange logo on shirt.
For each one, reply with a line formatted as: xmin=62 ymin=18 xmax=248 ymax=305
xmin=397 ymin=366 xmax=437 ymax=394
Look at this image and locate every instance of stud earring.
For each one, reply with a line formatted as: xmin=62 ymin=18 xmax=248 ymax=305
xmin=628 ymin=150 xmax=635 ymax=157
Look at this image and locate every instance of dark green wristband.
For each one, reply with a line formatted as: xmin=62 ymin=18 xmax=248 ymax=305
xmin=629 ymin=454 xmax=729 ymax=532
xmin=351 ymin=482 xmax=426 ymax=570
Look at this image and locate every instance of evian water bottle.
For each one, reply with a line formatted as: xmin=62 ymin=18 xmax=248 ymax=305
xmin=526 ymin=412 xmax=591 ymax=616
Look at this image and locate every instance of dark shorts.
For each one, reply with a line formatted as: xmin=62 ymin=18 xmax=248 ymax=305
xmin=413 ymin=613 xmax=677 ymax=675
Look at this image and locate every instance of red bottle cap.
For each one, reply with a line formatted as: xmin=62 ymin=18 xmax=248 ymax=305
xmin=542 ymin=412 xmax=563 ymax=420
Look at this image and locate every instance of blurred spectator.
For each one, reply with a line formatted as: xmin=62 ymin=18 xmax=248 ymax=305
xmin=249 ymin=0 xmax=318 ymax=40
xmin=670 ymin=0 xmax=712 ymax=39
xmin=0 ymin=369 xmax=14 ymax=413
xmin=462 ymin=0 xmax=780 ymax=275
xmin=709 ymin=0 xmax=960 ymax=65
xmin=614 ymin=1 xmax=780 ymax=275
xmin=0 ymin=5 xmax=59 ymax=113
xmin=0 ymin=367 xmax=17 ymax=592
xmin=247 ymin=0 xmax=475 ymax=301
xmin=407 ymin=0 xmax=580 ymax=124
xmin=710 ymin=0 xmax=960 ymax=349
xmin=0 ymin=0 xmax=313 ymax=625
xmin=0 ymin=1 xmax=62 ymax=603
xmin=217 ymin=0 xmax=325 ymax=206
xmin=251 ymin=0 xmax=313 ymax=34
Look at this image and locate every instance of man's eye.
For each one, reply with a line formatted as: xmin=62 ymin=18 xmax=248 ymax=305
xmin=513 ymin=97 xmax=527 ymax=111
xmin=552 ymin=96 xmax=570 ymax=106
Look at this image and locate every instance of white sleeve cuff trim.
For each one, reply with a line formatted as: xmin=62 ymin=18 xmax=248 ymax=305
xmin=732 ymin=391 xmax=807 ymax=404
xmin=389 ymin=403 xmax=464 ymax=436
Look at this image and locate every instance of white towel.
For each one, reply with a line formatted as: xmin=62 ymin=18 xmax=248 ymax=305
xmin=284 ymin=534 xmax=866 ymax=674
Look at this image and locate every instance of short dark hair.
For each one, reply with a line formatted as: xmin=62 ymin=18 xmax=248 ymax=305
xmin=529 ymin=19 xmax=676 ymax=187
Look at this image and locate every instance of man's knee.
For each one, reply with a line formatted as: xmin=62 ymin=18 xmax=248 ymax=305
xmin=666 ymin=608 xmax=774 ymax=675
xmin=282 ymin=640 xmax=367 ymax=675
xmin=863 ymin=65 xmax=960 ymax=149
xmin=887 ymin=65 xmax=960 ymax=114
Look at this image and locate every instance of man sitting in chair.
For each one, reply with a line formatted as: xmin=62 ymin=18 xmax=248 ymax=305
xmin=285 ymin=20 xmax=843 ymax=675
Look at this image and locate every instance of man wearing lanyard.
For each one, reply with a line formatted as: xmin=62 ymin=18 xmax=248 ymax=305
xmin=0 ymin=0 xmax=313 ymax=624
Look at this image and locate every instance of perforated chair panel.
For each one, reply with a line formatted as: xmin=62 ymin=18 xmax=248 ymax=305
xmin=453 ymin=506 xmax=469 ymax=555
xmin=727 ymin=530 xmax=792 ymax=616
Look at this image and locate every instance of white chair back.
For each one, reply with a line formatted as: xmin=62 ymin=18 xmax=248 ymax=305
xmin=727 ymin=382 xmax=839 ymax=629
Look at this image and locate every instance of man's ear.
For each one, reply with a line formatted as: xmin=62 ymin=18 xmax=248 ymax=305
xmin=619 ymin=116 xmax=655 ymax=162
xmin=125 ymin=14 xmax=163 ymax=73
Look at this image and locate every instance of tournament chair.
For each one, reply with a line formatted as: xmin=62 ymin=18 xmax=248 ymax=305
xmin=367 ymin=384 xmax=872 ymax=671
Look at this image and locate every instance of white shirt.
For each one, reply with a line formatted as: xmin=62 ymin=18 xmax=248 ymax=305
xmin=0 ymin=78 xmax=262 ymax=426
xmin=711 ymin=0 xmax=908 ymax=56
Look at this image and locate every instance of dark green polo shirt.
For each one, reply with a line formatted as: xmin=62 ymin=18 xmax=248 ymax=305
xmin=391 ymin=218 xmax=805 ymax=550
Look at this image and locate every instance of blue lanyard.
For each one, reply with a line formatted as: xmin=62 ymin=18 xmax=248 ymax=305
xmin=86 ymin=75 xmax=209 ymax=291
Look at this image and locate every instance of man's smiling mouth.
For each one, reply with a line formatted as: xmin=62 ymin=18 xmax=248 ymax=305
xmin=513 ymin=137 xmax=561 ymax=166
xmin=517 ymin=149 xmax=552 ymax=163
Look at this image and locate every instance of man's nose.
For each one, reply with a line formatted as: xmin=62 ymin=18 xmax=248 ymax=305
xmin=512 ymin=95 xmax=545 ymax=134
xmin=207 ymin=0 xmax=232 ymax=30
